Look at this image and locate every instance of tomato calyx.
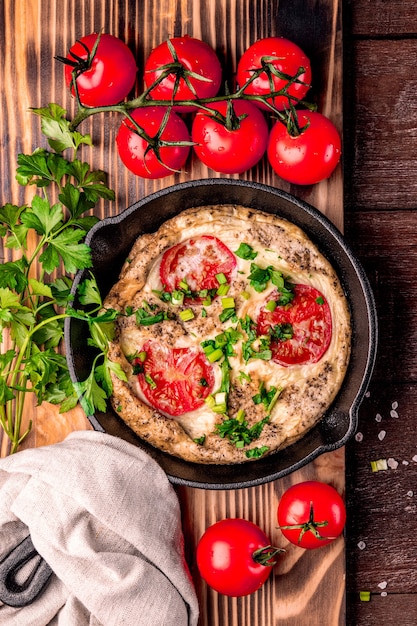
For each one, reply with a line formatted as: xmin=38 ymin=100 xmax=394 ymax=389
xmin=278 ymin=501 xmax=333 ymax=544
xmin=144 ymin=38 xmax=215 ymax=102
xmin=122 ymin=107 xmax=194 ymax=175
xmin=252 ymin=545 xmax=285 ymax=567
xmin=56 ymin=34 xmax=102 ymax=96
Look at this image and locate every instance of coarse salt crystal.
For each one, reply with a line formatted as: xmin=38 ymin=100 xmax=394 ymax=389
xmin=403 ymin=460 xmax=409 ymax=465
xmin=378 ymin=581 xmax=387 ymax=589
xmin=375 ymin=413 xmax=382 ymax=422
xmin=390 ymin=409 xmax=399 ymax=418
xmin=412 ymin=455 xmax=417 ymax=463
xmin=387 ymin=458 xmax=398 ymax=469
xmin=392 ymin=401 xmax=398 ymax=410
xmin=357 ymin=541 xmax=366 ymax=550
xmin=407 ymin=491 xmax=414 ymax=497
xmin=381 ymin=591 xmax=388 ymax=597
xmin=355 ymin=432 xmax=363 ymax=442
xmin=378 ymin=430 xmax=386 ymax=441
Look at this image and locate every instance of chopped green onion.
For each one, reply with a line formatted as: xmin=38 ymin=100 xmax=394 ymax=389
xmin=370 ymin=459 xmax=388 ymax=472
xmin=137 ymin=351 xmax=147 ymax=362
xmin=215 ymin=392 xmax=227 ymax=405
xmin=194 ymin=435 xmax=206 ymax=445
xmin=265 ymin=300 xmax=277 ymax=312
xmin=202 ymin=308 xmax=207 ymax=318
xmin=236 ymin=409 xmax=246 ymax=423
xmin=179 ymin=308 xmax=195 ymax=321
xmin=171 ymin=290 xmax=184 ymax=305
xmin=206 ymin=347 xmax=224 ymax=363
xmin=217 ymin=283 xmax=230 ymax=296
xmin=179 ymin=279 xmax=189 ymax=291
xmin=359 ymin=591 xmax=371 ymax=602
xmin=241 ymin=290 xmax=250 ymax=300
xmin=221 ymin=297 xmax=235 ymax=309
xmin=202 ymin=296 xmax=212 ymax=306
xmin=216 ymin=272 xmax=228 ymax=284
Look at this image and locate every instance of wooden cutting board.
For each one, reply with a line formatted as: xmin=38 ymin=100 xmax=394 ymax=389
xmin=1 ymin=1 xmax=344 ymax=623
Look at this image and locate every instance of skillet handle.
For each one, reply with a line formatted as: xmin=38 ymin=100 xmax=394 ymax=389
xmin=0 ymin=535 xmax=53 ymax=607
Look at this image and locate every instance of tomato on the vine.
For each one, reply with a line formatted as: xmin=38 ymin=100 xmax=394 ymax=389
xmin=196 ymin=518 xmax=283 ymax=597
xmin=267 ymin=110 xmax=341 ymax=185
xmin=144 ymin=36 xmax=222 ymax=111
xmin=277 ymin=481 xmax=346 ymax=549
xmin=236 ymin=37 xmax=312 ymax=111
xmin=192 ymin=99 xmax=268 ymax=174
xmin=62 ymin=33 xmax=137 ymax=107
xmin=116 ymin=107 xmax=191 ymax=179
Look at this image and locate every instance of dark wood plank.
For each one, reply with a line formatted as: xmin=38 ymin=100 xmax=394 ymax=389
xmin=344 ymin=210 xmax=417 ymax=380
xmin=347 ymin=593 xmax=417 ymax=626
xmin=344 ymin=39 xmax=417 ymax=211
xmin=345 ymin=0 xmax=417 ymax=36
xmin=346 ymin=381 xmax=417 ymax=591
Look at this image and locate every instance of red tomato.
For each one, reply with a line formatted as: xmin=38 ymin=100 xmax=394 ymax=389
xmin=257 ymin=284 xmax=332 ymax=366
xmin=277 ymin=481 xmax=346 ymax=549
xmin=191 ymin=100 xmax=268 ymax=174
xmin=144 ymin=36 xmax=222 ymax=111
xmin=63 ymin=33 xmax=137 ymax=107
xmin=196 ymin=518 xmax=282 ymax=596
xmin=236 ymin=37 xmax=312 ymax=111
xmin=160 ymin=235 xmax=237 ymax=294
xmin=135 ymin=340 xmax=214 ymax=416
xmin=267 ymin=111 xmax=342 ymax=185
xmin=116 ymin=107 xmax=191 ymax=179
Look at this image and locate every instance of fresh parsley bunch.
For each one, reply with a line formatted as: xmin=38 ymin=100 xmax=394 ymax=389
xmin=0 ymin=104 xmax=119 ymax=453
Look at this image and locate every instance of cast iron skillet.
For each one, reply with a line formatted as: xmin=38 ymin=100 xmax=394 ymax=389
xmin=64 ymin=179 xmax=378 ymax=489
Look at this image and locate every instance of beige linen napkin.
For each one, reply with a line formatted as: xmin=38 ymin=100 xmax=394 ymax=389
xmin=0 ymin=431 xmax=199 ymax=626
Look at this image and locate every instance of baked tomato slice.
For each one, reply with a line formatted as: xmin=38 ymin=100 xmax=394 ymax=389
xmin=135 ymin=340 xmax=215 ymax=416
xmin=257 ymin=284 xmax=332 ymax=366
xmin=160 ymin=235 xmax=237 ymax=294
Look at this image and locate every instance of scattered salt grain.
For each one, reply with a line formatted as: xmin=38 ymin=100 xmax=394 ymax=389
xmin=392 ymin=401 xmax=398 ymax=410
xmin=357 ymin=541 xmax=366 ymax=550
xmin=390 ymin=409 xmax=399 ymax=418
xmin=378 ymin=581 xmax=387 ymax=590
xmin=407 ymin=491 xmax=414 ymax=498
xmin=375 ymin=413 xmax=382 ymax=422
xmin=381 ymin=591 xmax=388 ymax=597
xmin=412 ymin=455 xmax=417 ymax=463
xmin=378 ymin=430 xmax=386 ymax=441
xmin=365 ymin=391 xmax=371 ymax=398
xmin=402 ymin=460 xmax=409 ymax=466
xmin=355 ymin=432 xmax=364 ymax=442
xmin=387 ymin=458 xmax=398 ymax=469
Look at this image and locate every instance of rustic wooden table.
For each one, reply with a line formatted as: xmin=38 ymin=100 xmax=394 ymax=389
xmin=1 ymin=1 xmax=416 ymax=624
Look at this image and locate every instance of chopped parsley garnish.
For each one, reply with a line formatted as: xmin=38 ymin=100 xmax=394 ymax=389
xmin=247 ymin=263 xmax=295 ymax=304
xmin=215 ymin=414 xmax=269 ymax=448
xmin=252 ymin=382 xmax=283 ymax=414
xmin=193 ymin=435 xmax=206 ymax=445
xmin=269 ymin=322 xmax=294 ymax=342
xmin=245 ymin=445 xmax=269 ymax=459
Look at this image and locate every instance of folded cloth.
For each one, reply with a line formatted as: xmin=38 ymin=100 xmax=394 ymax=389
xmin=0 ymin=431 xmax=199 ymax=626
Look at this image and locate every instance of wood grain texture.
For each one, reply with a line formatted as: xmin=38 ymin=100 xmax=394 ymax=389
xmin=345 ymin=0 xmax=417 ymax=37
xmin=0 ymin=1 xmax=345 ymax=624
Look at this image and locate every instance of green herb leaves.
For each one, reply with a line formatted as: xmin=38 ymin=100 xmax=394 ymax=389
xmin=0 ymin=106 xmax=116 ymax=453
